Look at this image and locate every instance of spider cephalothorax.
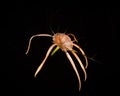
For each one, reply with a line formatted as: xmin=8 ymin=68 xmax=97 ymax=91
xmin=25 ymin=32 xmax=88 ymax=91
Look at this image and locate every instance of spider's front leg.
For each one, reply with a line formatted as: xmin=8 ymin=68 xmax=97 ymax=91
xmin=25 ymin=34 xmax=52 ymax=54
xmin=34 ymin=44 xmax=56 ymax=77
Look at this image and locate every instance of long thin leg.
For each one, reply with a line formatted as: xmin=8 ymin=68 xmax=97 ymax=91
xmin=71 ymin=50 xmax=87 ymax=81
xmin=34 ymin=44 xmax=56 ymax=77
xmin=67 ymin=33 xmax=78 ymax=43
xmin=73 ymin=44 xmax=88 ymax=69
xmin=65 ymin=52 xmax=81 ymax=91
xmin=25 ymin=34 xmax=52 ymax=54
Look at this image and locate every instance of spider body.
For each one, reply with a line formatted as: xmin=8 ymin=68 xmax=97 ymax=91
xmin=53 ymin=33 xmax=73 ymax=51
xmin=25 ymin=32 xmax=88 ymax=91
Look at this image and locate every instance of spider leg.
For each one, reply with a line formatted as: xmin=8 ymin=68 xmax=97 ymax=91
xmin=67 ymin=33 xmax=78 ymax=43
xmin=71 ymin=50 xmax=87 ymax=81
xmin=73 ymin=44 xmax=88 ymax=69
xmin=34 ymin=44 xmax=56 ymax=77
xmin=65 ymin=52 xmax=81 ymax=91
xmin=25 ymin=34 xmax=52 ymax=54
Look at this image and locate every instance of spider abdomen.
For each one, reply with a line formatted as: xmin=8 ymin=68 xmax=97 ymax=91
xmin=53 ymin=33 xmax=73 ymax=51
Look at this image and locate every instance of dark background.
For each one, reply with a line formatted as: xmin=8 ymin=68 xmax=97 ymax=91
xmin=8 ymin=1 xmax=116 ymax=96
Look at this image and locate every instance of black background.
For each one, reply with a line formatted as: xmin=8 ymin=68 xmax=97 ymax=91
xmin=8 ymin=1 xmax=116 ymax=96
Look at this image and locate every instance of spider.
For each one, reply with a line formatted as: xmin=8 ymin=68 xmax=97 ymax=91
xmin=25 ymin=32 xmax=88 ymax=91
